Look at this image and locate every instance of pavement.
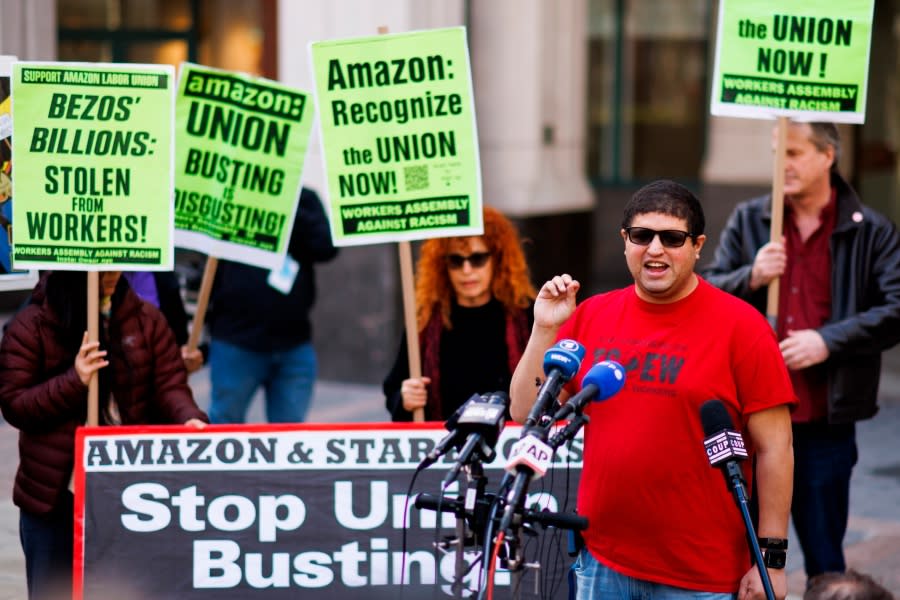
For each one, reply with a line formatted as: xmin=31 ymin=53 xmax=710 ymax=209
xmin=0 ymin=346 xmax=898 ymax=598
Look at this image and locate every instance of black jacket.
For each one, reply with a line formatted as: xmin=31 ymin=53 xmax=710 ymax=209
xmin=702 ymin=174 xmax=900 ymax=424
xmin=208 ymin=188 xmax=338 ymax=352
xmin=154 ymin=271 xmax=190 ymax=346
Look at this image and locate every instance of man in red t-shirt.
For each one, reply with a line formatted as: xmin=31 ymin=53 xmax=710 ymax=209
xmin=511 ymin=180 xmax=796 ymax=599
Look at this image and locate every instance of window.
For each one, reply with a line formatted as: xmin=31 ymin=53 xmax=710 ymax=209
xmin=587 ymin=0 xmax=710 ymax=184
xmin=56 ymin=0 xmax=276 ymax=294
xmin=57 ymin=0 xmax=274 ymax=77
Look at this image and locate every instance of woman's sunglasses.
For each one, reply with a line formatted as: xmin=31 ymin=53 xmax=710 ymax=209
xmin=445 ymin=251 xmax=491 ymax=270
xmin=624 ymin=227 xmax=693 ymax=248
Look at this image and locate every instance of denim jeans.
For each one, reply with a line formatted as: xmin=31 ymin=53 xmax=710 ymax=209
xmin=20 ymin=493 xmax=74 ymax=600
xmin=791 ymin=422 xmax=857 ymax=578
xmin=570 ymin=548 xmax=736 ymax=600
xmin=209 ymin=338 xmax=317 ymax=423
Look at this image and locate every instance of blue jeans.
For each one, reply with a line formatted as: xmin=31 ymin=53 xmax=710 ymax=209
xmin=20 ymin=493 xmax=74 ymax=600
xmin=571 ymin=548 xmax=735 ymax=600
xmin=791 ymin=422 xmax=857 ymax=578
xmin=209 ymin=339 xmax=317 ymax=423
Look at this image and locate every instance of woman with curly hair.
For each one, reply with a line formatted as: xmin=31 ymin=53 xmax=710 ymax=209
xmin=384 ymin=206 xmax=536 ymax=421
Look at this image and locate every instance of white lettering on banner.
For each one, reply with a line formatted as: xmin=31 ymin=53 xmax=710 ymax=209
xmin=334 ymin=481 xmax=389 ymax=529
xmin=120 ymin=481 xmax=474 ymax=535
xmin=120 ymin=482 xmax=171 ymax=531
xmin=120 ymin=483 xmax=307 ymax=542
xmin=335 ymin=480 xmax=558 ymax=531
xmin=192 ymin=539 xmax=509 ymax=590
xmin=505 ymin=436 xmax=553 ymax=477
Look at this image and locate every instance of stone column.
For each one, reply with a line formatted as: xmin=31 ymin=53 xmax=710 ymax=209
xmin=468 ymin=0 xmax=593 ymax=217
xmin=0 ymin=0 xmax=57 ymax=59
xmin=468 ymin=0 xmax=594 ymax=289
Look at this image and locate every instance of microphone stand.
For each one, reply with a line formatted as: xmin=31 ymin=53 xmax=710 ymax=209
xmin=417 ymin=454 xmax=587 ymax=599
xmin=453 ymin=462 xmax=487 ymax=597
xmin=498 ymin=410 xmax=589 ymax=584
xmin=417 ymin=461 xmax=493 ymax=598
xmin=724 ymin=462 xmax=776 ymax=600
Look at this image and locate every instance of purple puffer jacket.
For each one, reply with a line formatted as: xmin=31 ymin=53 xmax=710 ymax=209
xmin=0 ymin=279 xmax=208 ymax=515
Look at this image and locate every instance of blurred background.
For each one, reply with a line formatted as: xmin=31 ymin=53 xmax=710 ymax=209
xmin=1 ymin=0 xmax=897 ymax=384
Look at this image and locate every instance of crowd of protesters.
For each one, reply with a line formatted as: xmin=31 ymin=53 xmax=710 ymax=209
xmin=1 ymin=122 xmax=898 ymax=599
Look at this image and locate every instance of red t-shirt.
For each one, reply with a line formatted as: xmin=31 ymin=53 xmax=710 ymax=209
xmin=557 ymin=278 xmax=795 ymax=592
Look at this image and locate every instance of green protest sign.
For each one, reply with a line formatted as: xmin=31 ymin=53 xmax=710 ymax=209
xmin=1 ymin=55 xmax=39 ymax=291
xmin=310 ymin=27 xmax=482 ymax=246
xmin=12 ymin=62 xmax=175 ymax=270
xmin=174 ymin=64 xmax=314 ymax=269
xmin=710 ymin=0 xmax=874 ymax=123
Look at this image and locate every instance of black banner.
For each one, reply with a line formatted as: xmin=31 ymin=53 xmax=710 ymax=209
xmin=74 ymin=424 xmax=583 ymax=599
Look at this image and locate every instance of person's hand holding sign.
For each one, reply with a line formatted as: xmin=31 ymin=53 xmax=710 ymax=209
xmin=75 ymin=331 xmax=108 ymax=386
xmin=749 ymin=239 xmax=787 ymax=292
xmin=180 ymin=345 xmax=204 ymax=374
xmin=401 ymin=376 xmax=431 ymax=413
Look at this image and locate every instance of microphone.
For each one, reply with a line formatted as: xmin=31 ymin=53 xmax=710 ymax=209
xmin=553 ymin=360 xmax=626 ymax=420
xmin=523 ymin=339 xmax=585 ymax=429
xmin=440 ymin=391 xmax=509 ymax=487
xmin=498 ymin=341 xmax=584 ymax=535
xmin=699 ymin=399 xmax=775 ymax=600
xmin=700 ymin=399 xmax=749 ymax=492
xmin=416 ymin=394 xmax=480 ymax=471
xmin=504 ymin=432 xmax=554 ymax=480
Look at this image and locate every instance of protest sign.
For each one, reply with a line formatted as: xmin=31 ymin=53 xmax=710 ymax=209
xmin=74 ymin=423 xmax=581 ymax=599
xmin=310 ymin=27 xmax=483 ymax=246
xmin=174 ymin=64 xmax=315 ymax=269
xmin=710 ymin=0 xmax=874 ymax=123
xmin=0 ymin=55 xmax=38 ymax=290
xmin=11 ymin=62 xmax=175 ymax=270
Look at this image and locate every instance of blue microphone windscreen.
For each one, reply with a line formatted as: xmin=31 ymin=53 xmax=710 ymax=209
xmin=581 ymin=360 xmax=626 ymax=401
xmin=542 ymin=339 xmax=585 ymax=379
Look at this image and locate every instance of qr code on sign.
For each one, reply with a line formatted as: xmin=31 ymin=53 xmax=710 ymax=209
xmin=404 ymin=165 xmax=429 ymax=191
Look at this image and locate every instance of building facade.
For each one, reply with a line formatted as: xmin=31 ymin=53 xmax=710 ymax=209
xmin=1 ymin=0 xmax=897 ymax=383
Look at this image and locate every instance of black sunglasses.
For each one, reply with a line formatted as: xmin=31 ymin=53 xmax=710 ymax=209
xmin=446 ymin=251 xmax=491 ymax=270
xmin=624 ymin=227 xmax=693 ymax=248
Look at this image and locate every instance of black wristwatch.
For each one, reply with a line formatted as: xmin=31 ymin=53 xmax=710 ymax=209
xmin=758 ymin=537 xmax=788 ymax=569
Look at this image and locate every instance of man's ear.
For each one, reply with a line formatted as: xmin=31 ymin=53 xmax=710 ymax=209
xmin=822 ymin=144 xmax=836 ymax=172
xmin=693 ymin=234 xmax=707 ymax=255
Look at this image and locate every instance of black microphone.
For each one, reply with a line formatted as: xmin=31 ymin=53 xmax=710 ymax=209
xmin=700 ymin=399 xmax=749 ymax=498
xmin=700 ymin=399 xmax=775 ymax=600
xmin=416 ymin=394 xmax=480 ymax=471
xmin=440 ymin=391 xmax=509 ymax=487
xmin=524 ymin=339 xmax=586 ymax=429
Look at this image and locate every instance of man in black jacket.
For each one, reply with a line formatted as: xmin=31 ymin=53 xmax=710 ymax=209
xmin=207 ymin=187 xmax=338 ymax=423
xmin=702 ymin=122 xmax=900 ymax=580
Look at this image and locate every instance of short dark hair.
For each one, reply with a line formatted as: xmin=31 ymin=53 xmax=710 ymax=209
xmin=805 ymin=570 xmax=895 ymax=600
xmin=805 ymin=122 xmax=841 ymax=174
xmin=621 ymin=179 xmax=705 ymax=237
